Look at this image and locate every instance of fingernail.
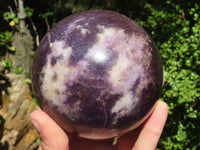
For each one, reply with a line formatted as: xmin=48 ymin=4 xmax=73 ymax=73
xmin=31 ymin=119 xmax=41 ymax=134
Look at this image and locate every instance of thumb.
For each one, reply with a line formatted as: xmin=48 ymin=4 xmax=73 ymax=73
xmin=30 ymin=110 xmax=69 ymax=150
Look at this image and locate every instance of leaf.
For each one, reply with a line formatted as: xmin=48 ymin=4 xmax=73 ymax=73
xmin=175 ymin=122 xmax=187 ymax=142
xmin=25 ymin=7 xmax=34 ymax=18
xmin=7 ymin=45 xmax=15 ymax=51
xmin=24 ymin=78 xmax=32 ymax=84
xmin=4 ymin=12 xmax=16 ymax=20
xmin=1 ymin=60 xmax=12 ymax=68
xmin=14 ymin=67 xmax=24 ymax=75
xmin=39 ymin=12 xmax=54 ymax=18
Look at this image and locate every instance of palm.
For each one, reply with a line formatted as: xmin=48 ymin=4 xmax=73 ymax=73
xmin=31 ymin=101 xmax=168 ymax=150
xmin=68 ymin=129 xmax=140 ymax=150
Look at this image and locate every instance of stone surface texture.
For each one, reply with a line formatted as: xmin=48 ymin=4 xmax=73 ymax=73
xmin=32 ymin=10 xmax=163 ymax=139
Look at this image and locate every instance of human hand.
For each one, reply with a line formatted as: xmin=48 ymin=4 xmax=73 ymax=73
xmin=30 ymin=100 xmax=168 ymax=150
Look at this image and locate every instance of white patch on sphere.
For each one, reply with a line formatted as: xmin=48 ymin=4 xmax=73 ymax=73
xmin=40 ymin=40 xmax=73 ymax=106
xmin=64 ymin=17 xmax=86 ymax=35
xmin=111 ymin=91 xmax=139 ymax=124
xmin=90 ymin=25 xmax=152 ymax=118
xmin=85 ymin=41 xmax=111 ymax=64
xmin=89 ymin=49 xmax=109 ymax=63
xmin=111 ymin=91 xmax=135 ymax=114
xmin=75 ymin=25 xmax=91 ymax=35
xmin=108 ymin=54 xmax=130 ymax=89
xmin=50 ymin=40 xmax=72 ymax=58
xmin=39 ymin=38 xmax=90 ymax=119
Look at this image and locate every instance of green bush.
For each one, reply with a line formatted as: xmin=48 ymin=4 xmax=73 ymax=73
xmin=135 ymin=1 xmax=200 ymax=149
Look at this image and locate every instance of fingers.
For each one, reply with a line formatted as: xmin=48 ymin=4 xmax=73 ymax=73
xmin=30 ymin=101 xmax=167 ymax=150
xmin=132 ymin=101 xmax=168 ymax=150
xmin=116 ymin=125 xmax=143 ymax=150
xmin=163 ymin=75 xmax=165 ymax=86
xmin=30 ymin=110 xmax=69 ymax=150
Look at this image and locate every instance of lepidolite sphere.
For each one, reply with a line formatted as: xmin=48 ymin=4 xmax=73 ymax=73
xmin=32 ymin=10 xmax=163 ymax=139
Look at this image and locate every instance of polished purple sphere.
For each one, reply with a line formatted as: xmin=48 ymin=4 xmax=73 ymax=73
xmin=32 ymin=10 xmax=163 ymax=139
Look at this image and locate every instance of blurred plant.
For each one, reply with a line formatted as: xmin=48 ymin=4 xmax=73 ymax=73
xmin=0 ymin=60 xmax=12 ymax=72
xmin=25 ymin=6 xmax=40 ymax=46
xmin=14 ymin=66 xmax=23 ymax=75
xmin=135 ymin=1 xmax=200 ymax=149
xmin=0 ymin=31 xmax=15 ymax=60
xmin=0 ymin=31 xmax=15 ymax=51
xmin=39 ymin=12 xmax=54 ymax=32
xmin=4 ymin=11 xmax=19 ymax=27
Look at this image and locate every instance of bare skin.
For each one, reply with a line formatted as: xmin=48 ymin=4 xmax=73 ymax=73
xmin=30 ymin=100 xmax=168 ymax=150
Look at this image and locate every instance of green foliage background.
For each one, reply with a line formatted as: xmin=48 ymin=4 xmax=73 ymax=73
xmin=0 ymin=0 xmax=200 ymax=149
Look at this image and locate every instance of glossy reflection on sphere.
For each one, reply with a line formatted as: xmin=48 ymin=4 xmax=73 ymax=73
xmin=32 ymin=10 xmax=163 ymax=139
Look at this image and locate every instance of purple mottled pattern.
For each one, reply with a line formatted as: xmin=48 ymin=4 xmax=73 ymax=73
xmin=32 ymin=10 xmax=163 ymax=139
